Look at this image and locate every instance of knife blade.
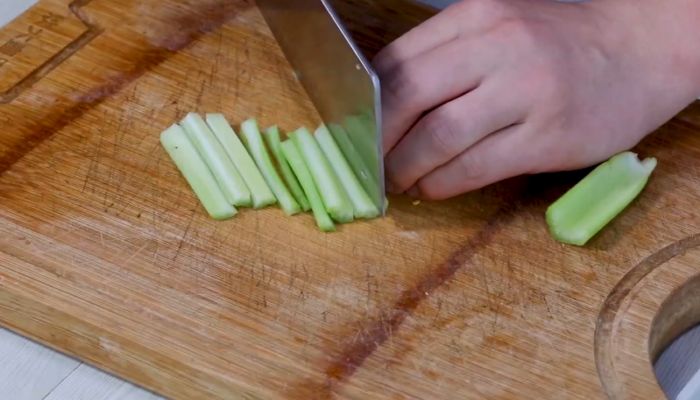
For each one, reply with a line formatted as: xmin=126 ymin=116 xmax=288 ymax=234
xmin=257 ymin=0 xmax=386 ymax=214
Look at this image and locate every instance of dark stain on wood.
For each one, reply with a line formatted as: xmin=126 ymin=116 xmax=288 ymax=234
xmin=0 ymin=0 xmax=251 ymax=174
xmin=288 ymin=189 xmax=533 ymax=398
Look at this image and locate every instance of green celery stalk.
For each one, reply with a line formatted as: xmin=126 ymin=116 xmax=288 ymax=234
xmin=264 ymin=126 xmax=311 ymax=211
xmin=343 ymin=114 xmax=379 ymax=178
xmin=315 ymin=125 xmax=379 ymax=219
xmin=180 ymin=112 xmax=251 ymax=207
xmin=205 ymin=113 xmax=277 ymax=209
xmin=240 ymin=118 xmax=301 ymax=216
xmin=160 ymin=124 xmax=237 ymax=220
xmin=291 ymin=127 xmax=354 ymax=223
xmin=546 ymin=151 xmax=657 ymax=246
xmin=281 ymin=140 xmax=335 ymax=232
xmin=328 ymin=123 xmax=382 ymax=209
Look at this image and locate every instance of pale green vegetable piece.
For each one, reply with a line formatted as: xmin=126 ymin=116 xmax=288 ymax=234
xmin=291 ymin=127 xmax=354 ymax=223
xmin=281 ymin=140 xmax=335 ymax=232
xmin=160 ymin=124 xmax=237 ymax=220
xmin=240 ymin=118 xmax=301 ymax=215
xmin=546 ymin=151 xmax=657 ymax=246
xmin=315 ymin=125 xmax=379 ymax=219
xmin=343 ymin=114 xmax=378 ymax=176
xmin=264 ymin=126 xmax=311 ymax=211
xmin=328 ymin=123 xmax=382 ymax=209
xmin=205 ymin=113 xmax=276 ymax=209
xmin=180 ymin=112 xmax=251 ymax=207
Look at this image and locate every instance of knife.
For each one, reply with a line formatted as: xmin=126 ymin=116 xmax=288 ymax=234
xmin=256 ymin=0 xmax=386 ymax=214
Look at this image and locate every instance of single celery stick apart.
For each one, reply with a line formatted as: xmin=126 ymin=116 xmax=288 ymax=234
xmin=315 ymin=125 xmax=379 ymax=219
xmin=205 ymin=113 xmax=277 ymax=209
xmin=546 ymin=151 xmax=657 ymax=246
xmin=264 ymin=126 xmax=311 ymax=211
xmin=291 ymin=127 xmax=354 ymax=223
xmin=281 ymin=140 xmax=335 ymax=232
xmin=328 ymin=123 xmax=382 ymax=209
xmin=180 ymin=112 xmax=251 ymax=207
xmin=240 ymin=118 xmax=301 ymax=216
xmin=160 ymin=124 xmax=237 ymax=220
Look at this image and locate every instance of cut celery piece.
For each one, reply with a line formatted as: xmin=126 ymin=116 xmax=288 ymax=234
xmin=328 ymin=123 xmax=382 ymax=209
xmin=343 ymin=114 xmax=379 ymax=179
xmin=291 ymin=127 xmax=354 ymax=223
xmin=315 ymin=125 xmax=379 ymax=219
xmin=546 ymin=151 xmax=657 ymax=246
xmin=180 ymin=112 xmax=251 ymax=207
xmin=264 ymin=126 xmax=311 ymax=212
xmin=240 ymin=119 xmax=301 ymax=216
xmin=281 ymin=140 xmax=335 ymax=232
xmin=205 ymin=113 xmax=276 ymax=209
xmin=160 ymin=124 xmax=237 ymax=220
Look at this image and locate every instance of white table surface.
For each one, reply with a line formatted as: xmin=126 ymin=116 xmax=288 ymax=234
xmin=0 ymin=0 xmax=37 ymax=28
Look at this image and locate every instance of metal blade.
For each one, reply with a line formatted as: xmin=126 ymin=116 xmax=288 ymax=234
xmin=257 ymin=0 xmax=386 ymax=213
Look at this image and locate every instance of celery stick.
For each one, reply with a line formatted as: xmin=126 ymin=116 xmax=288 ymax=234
xmin=180 ymin=112 xmax=251 ymax=207
xmin=160 ymin=124 xmax=237 ymax=220
xmin=206 ymin=113 xmax=276 ymax=209
xmin=344 ymin=114 xmax=379 ymax=178
xmin=240 ymin=119 xmax=301 ymax=215
xmin=328 ymin=123 xmax=382 ymax=209
xmin=264 ymin=126 xmax=311 ymax=211
xmin=315 ymin=125 xmax=379 ymax=219
xmin=281 ymin=140 xmax=335 ymax=232
xmin=546 ymin=151 xmax=657 ymax=246
xmin=291 ymin=128 xmax=354 ymax=223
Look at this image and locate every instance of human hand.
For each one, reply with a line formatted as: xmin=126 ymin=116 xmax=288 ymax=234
xmin=374 ymin=0 xmax=700 ymax=199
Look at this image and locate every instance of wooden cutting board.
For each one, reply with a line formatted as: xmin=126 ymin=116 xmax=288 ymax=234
xmin=1 ymin=0 xmax=699 ymax=398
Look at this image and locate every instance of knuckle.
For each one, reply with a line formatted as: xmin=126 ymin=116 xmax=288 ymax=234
xmin=372 ymin=47 xmax=397 ymax=76
xmin=380 ymin=64 xmax=421 ymax=105
xmin=483 ymin=8 xmax=541 ymax=48
xmin=501 ymin=17 xmax=532 ymax=37
xmin=520 ymin=61 xmax=568 ymax=104
xmin=491 ymin=18 xmax=539 ymax=53
xmin=422 ymin=108 xmax=462 ymax=157
xmin=462 ymin=0 xmax=506 ymax=19
xmin=456 ymin=150 xmax=487 ymax=183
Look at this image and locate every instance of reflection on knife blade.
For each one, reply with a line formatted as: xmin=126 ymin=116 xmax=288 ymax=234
xmin=257 ymin=0 xmax=386 ymax=213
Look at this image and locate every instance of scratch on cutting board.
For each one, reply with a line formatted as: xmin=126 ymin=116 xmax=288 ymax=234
xmin=172 ymin=210 xmax=196 ymax=263
xmin=396 ymin=231 xmax=421 ymax=241
xmin=0 ymin=0 xmax=252 ymax=174
xmin=123 ymin=241 xmax=150 ymax=266
xmin=287 ymin=206 xmax=518 ymax=398
xmin=99 ymin=337 xmax=121 ymax=354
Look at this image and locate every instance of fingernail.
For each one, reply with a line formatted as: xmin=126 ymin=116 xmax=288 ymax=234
xmin=407 ymin=186 xmax=420 ymax=198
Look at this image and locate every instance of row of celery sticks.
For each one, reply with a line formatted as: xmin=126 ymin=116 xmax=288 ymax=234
xmin=160 ymin=113 xmax=382 ymax=232
xmin=160 ymin=113 xmax=658 ymax=242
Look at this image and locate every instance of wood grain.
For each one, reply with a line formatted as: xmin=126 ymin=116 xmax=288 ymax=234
xmin=0 ymin=0 xmax=699 ymax=399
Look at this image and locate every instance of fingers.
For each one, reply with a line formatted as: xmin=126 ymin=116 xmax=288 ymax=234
xmin=378 ymin=38 xmax=490 ymax=155
xmin=372 ymin=0 xmax=511 ymax=74
xmin=372 ymin=4 xmax=463 ymax=74
xmin=410 ymin=126 xmax=537 ymax=200
xmin=385 ymin=83 xmax=526 ymax=193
